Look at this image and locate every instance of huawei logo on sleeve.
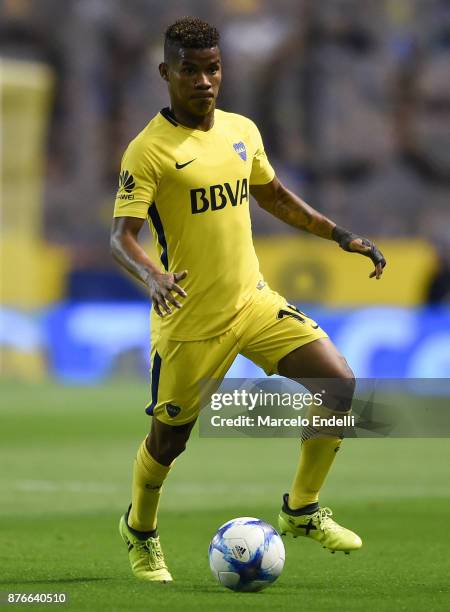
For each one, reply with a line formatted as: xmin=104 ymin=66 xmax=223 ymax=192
xmin=117 ymin=170 xmax=135 ymax=200
xmin=118 ymin=170 xmax=135 ymax=192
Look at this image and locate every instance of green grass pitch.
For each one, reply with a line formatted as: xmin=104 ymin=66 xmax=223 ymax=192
xmin=1 ymin=381 xmax=449 ymax=611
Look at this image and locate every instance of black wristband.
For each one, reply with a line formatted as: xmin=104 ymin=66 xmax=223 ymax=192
xmin=331 ymin=226 xmax=386 ymax=269
xmin=331 ymin=225 xmax=352 ymax=244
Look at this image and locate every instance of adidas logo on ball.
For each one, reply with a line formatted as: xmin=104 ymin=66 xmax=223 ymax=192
xmin=232 ymin=545 xmax=247 ymax=559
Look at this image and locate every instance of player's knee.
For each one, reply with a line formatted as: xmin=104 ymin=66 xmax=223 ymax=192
xmin=331 ymin=368 xmax=355 ymax=412
xmin=321 ymin=364 xmax=355 ymax=413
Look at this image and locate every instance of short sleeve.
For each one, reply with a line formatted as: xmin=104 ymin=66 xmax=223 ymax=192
xmin=113 ymin=138 xmax=160 ymax=218
xmin=249 ymin=121 xmax=275 ymax=186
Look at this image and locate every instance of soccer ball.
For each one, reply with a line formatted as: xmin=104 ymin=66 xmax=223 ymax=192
xmin=208 ymin=517 xmax=285 ymax=592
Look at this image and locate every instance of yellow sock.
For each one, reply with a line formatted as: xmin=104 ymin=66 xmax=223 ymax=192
xmin=128 ymin=439 xmax=173 ymax=532
xmin=288 ymin=437 xmax=342 ymax=509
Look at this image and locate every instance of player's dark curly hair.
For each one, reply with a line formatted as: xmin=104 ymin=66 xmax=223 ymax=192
xmin=164 ymin=17 xmax=220 ymax=55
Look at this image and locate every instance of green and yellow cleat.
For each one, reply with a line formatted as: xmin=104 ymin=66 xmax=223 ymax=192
xmin=278 ymin=494 xmax=362 ymax=554
xmin=119 ymin=514 xmax=173 ymax=582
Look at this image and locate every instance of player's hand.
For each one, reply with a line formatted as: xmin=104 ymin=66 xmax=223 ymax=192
xmin=332 ymin=226 xmax=386 ymax=279
xmin=146 ymin=269 xmax=188 ymax=317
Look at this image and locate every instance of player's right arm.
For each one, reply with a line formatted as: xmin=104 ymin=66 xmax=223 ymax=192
xmin=110 ymin=216 xmax=187 ymax=317
xmin=111 ymin=136 xmax=187 ymax=316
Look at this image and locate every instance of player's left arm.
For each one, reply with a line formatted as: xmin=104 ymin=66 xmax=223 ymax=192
xmin=250 ymin=176 xmax=386 ymax=279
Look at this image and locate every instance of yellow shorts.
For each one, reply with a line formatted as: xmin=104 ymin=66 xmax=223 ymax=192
xmin=146 ymin=284 xmax=327 ymax=425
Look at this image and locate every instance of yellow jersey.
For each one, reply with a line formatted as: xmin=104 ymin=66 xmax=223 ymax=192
xmin=113 ymin=107 xmax=275 ymax=340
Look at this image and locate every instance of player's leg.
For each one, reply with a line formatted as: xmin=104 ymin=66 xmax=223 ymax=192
xmin=277 ymin=337 xmax=355 ymax=514
xmin=239 ymin=287 xmax=361 ymax=552
xmin=128 ymin=417 xmax=197 ymax=535
xmin=119 ymin=416 xmax=196 ymax=583
xmin=120 ymin=330 xmax=238 ymax=581
xmin=275 ymin=337 xmax=361 ymax=553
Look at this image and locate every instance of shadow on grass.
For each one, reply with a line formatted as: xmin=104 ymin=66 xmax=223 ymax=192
xmin=0 ymin=577 xmax=310 ymax=595
xmin=166 ymin=583 xmax=303 ymax=595
xmin=0 ymin=577 xmax=112 ymax=585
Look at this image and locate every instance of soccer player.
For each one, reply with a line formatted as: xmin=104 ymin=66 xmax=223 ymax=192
xmin=111 ymin=17 xmax=386 ymax=582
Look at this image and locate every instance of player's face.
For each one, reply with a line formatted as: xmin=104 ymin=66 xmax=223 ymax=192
xmin=165 ymin=47 xmax=222 ymax=117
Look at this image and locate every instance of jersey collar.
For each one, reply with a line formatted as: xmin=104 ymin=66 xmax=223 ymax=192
xmin=159 ymin=107 xmax=216 ymax=136
xmin=160 ymin=107 xmax=178 ymax=127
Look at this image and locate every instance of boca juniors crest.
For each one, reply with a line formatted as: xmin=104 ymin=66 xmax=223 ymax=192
xmin=233 ymin=141 xmax=247 ymax=161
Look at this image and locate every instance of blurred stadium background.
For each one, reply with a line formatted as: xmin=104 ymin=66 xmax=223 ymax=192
xmin=1 ymin=0 xmax=450 ymax=383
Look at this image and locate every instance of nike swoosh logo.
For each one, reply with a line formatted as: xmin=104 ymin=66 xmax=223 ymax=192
xmin=175 ymin=158 xmax=196 ymax=169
